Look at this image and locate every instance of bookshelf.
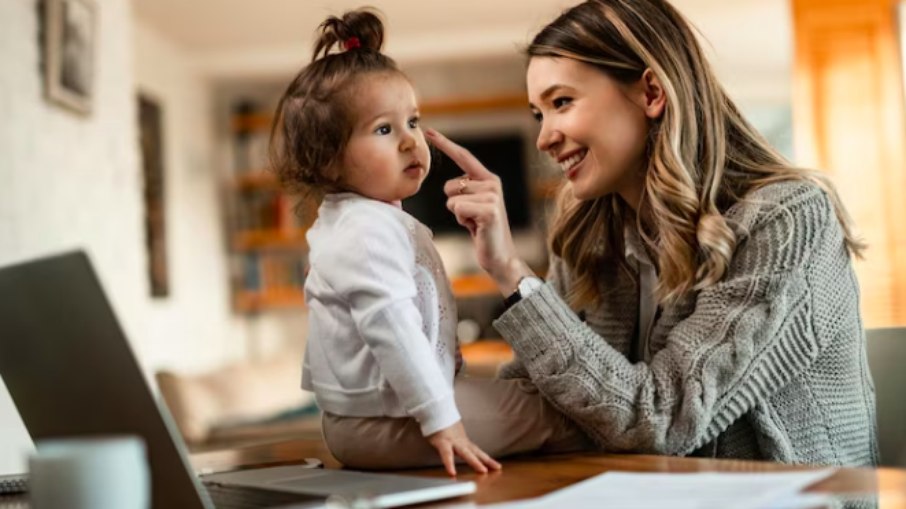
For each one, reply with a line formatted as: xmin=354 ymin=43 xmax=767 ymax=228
xmin=227 ymin=100 xmax=312 ymax=313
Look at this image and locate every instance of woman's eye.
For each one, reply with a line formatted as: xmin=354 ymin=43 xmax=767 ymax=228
xmin=408 ymin=116 xmax=420 ymax=128
xmin=375 ymin=125 xmax=391 ymax=135
xmin=552 ymin=97 xmax=573 ymax=109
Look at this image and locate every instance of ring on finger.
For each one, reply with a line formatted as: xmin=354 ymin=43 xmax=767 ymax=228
xmin=458 ymin=176 xmax=470 ymax=195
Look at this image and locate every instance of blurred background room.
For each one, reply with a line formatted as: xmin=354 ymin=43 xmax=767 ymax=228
xmin=2 ymin=0 xmax=906 ymax=472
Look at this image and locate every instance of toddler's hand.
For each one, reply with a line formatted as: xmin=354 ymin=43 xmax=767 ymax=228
xmin=427 ymin=421 xmax=502 ymax=476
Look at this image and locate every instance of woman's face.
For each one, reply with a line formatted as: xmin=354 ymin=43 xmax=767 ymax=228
xmin=527 ymin=56 xmax=654 ymax=205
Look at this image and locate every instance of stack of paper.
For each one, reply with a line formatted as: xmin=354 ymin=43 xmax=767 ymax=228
xmin=486 ymin=469 xmax=834 ymax=509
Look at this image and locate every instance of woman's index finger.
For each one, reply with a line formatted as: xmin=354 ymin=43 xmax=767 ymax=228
xmin=426 ymin=128 xmax=495 ymax=180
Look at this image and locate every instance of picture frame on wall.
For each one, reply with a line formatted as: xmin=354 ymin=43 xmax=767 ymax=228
xmin=43 ymin=0 xmax=96 ymax=114
xmin=138 ymin=95 xmax=170 ymax=298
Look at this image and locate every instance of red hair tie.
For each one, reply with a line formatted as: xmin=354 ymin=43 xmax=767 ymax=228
xmin=344 ymin=37 xmax=361 ymax=50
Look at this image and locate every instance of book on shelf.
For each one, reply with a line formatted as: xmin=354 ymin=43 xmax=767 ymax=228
xmin=234 ymin=189 xmax=301 ymax=232
xmin=232 ymin=99 xmax=271 ymax=175
xmin=238 ymin=252 xmax=308 ymax=295
xmin=242 ymin=252 xmax=261 ymax=291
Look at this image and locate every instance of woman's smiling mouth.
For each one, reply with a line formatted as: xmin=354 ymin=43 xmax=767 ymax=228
xmin=559 ymin=149 xmax=588 ymax=179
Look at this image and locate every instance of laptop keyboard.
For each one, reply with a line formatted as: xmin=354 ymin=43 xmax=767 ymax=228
xmin=0 ymin=475 xmax=27 ymax=496
xmin=204 ymin=483 xmax=327 ymax=509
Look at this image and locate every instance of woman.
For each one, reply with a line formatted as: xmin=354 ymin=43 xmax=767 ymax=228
xmin=426 ymin=0 xmax=878 ymax=466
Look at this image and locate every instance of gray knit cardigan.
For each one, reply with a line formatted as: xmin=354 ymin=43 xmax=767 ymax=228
xmin=494 ymin=181 xmax=879 ymax=466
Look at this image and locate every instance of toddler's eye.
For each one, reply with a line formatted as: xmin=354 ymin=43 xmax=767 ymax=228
xmin=408 ymin=116 xmax=420 ymax=128
xmin=375 ymin=124 xmax=391 ymax=135
xmin=531 ymin=110 xmax=543 ymax=123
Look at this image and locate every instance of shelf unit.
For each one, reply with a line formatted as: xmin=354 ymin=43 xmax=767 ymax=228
xmin=227 ymin=100 xmax=313 ymax=313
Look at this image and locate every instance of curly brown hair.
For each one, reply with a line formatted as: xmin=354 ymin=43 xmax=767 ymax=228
xmin=269 ymin=8 xmax=402 ymax=198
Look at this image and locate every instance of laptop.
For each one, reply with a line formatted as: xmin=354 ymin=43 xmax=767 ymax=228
xmin=0 ymin=251 xmax=476 ymax=508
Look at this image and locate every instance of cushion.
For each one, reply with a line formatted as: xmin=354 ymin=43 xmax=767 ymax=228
xmin=156 ymin=354 xmax=315 ymax=444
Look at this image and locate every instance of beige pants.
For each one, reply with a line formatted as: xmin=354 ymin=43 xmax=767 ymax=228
xmin=322 ymin=376 xmax=592 ymax=470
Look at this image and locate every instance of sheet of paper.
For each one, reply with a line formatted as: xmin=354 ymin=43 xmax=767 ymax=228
xmin=484 ymin=469 xmax=835 ymax=509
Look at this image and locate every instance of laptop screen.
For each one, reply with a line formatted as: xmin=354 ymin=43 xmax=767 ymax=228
xmin=0 ymin=251 xmax=211 ymax=509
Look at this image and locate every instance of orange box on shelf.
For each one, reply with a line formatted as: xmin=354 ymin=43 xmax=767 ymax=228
xmin=234 ymin=287 xmax=305 ymax=312
xmin=232 ymin=229 xmax=308 ymax=251
xmin=450 ymin=273 xmax=499 ymax=299
xmin=234 ymin=171 xmax=278 ymax=190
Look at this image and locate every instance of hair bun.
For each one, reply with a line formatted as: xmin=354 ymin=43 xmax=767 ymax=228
xmin=313 ymin=8 xmax=385 ymax=60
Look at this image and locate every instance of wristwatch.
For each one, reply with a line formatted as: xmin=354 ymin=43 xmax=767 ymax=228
xmin=503 ymin=276 xmax=544 ymax=310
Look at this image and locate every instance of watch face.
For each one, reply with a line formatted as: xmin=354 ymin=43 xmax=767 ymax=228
xmin=519 ymin=276 xmax=542 ymax=295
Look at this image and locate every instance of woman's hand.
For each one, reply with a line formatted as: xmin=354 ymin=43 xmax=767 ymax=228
xmin=427 ymin=129 xmax=535 ymax=295
xmin=427 ymin=421 xmax=501 ymax=476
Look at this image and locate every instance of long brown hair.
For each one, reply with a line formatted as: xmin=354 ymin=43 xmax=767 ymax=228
xmin=529 ymin=0 xmax=864 ymax=307
xmin=269 ymin=8 xmax=401 ymax=200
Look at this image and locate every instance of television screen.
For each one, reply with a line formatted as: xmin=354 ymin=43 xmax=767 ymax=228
xmin=404 ymin=133 xmax=531 ymax=234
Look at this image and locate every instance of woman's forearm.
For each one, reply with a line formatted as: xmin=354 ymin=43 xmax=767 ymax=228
xmin=491 ymin=257 xmax=536 ymax=296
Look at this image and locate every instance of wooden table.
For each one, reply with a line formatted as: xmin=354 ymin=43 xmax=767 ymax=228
xmin=192 ymin=438 xmax=906 ymax=508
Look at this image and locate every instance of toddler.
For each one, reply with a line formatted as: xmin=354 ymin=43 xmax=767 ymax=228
xmin=270 ymin=8 xmax=589 ymax=476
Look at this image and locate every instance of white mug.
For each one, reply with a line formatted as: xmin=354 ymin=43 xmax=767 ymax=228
xmin=29 ymin=435 xmax=150 ymax=509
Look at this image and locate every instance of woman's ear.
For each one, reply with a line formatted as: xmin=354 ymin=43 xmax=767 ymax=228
xmin=640 ymin=68 xmax=666 ymax=120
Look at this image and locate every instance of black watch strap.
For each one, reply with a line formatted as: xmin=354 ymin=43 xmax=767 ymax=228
xmin=502 ymin=276 xmax=544 ymax=311
xmin=503 ymin=288 xmax=522 ymax=310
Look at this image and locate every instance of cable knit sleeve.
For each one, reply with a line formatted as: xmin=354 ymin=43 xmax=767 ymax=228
xmin=497 ymin=254 xmax=573 ymax=381
xmin=493 ymin=185 xmax=839 ymax=455
xmin=324 ymin=208 xmax=460 ymax=436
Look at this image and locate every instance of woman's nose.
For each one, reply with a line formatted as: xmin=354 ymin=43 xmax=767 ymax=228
xmin=536 ymin=123 xmax=562 ymax=153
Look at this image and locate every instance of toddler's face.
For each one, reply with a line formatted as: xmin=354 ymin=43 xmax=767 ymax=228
xmin=339 ymin=73 xmax=430 ymax=204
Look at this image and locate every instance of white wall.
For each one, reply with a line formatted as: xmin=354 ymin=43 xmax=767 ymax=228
xmin=0 ymin=0 xmax=142 ymax=474
xmin=0 ymin=0 xmax=302 ymax=475
xmin=132 ymin=21 xmax=250 ymax=373
xmin=132 ymin=22 xmax=310 ymax=371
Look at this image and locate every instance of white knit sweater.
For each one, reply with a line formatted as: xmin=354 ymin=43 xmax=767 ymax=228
xmin=301 ymin=193 xmax=460 ymax=436
xmin=496 ymin=181 xmax=879 ymax=466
